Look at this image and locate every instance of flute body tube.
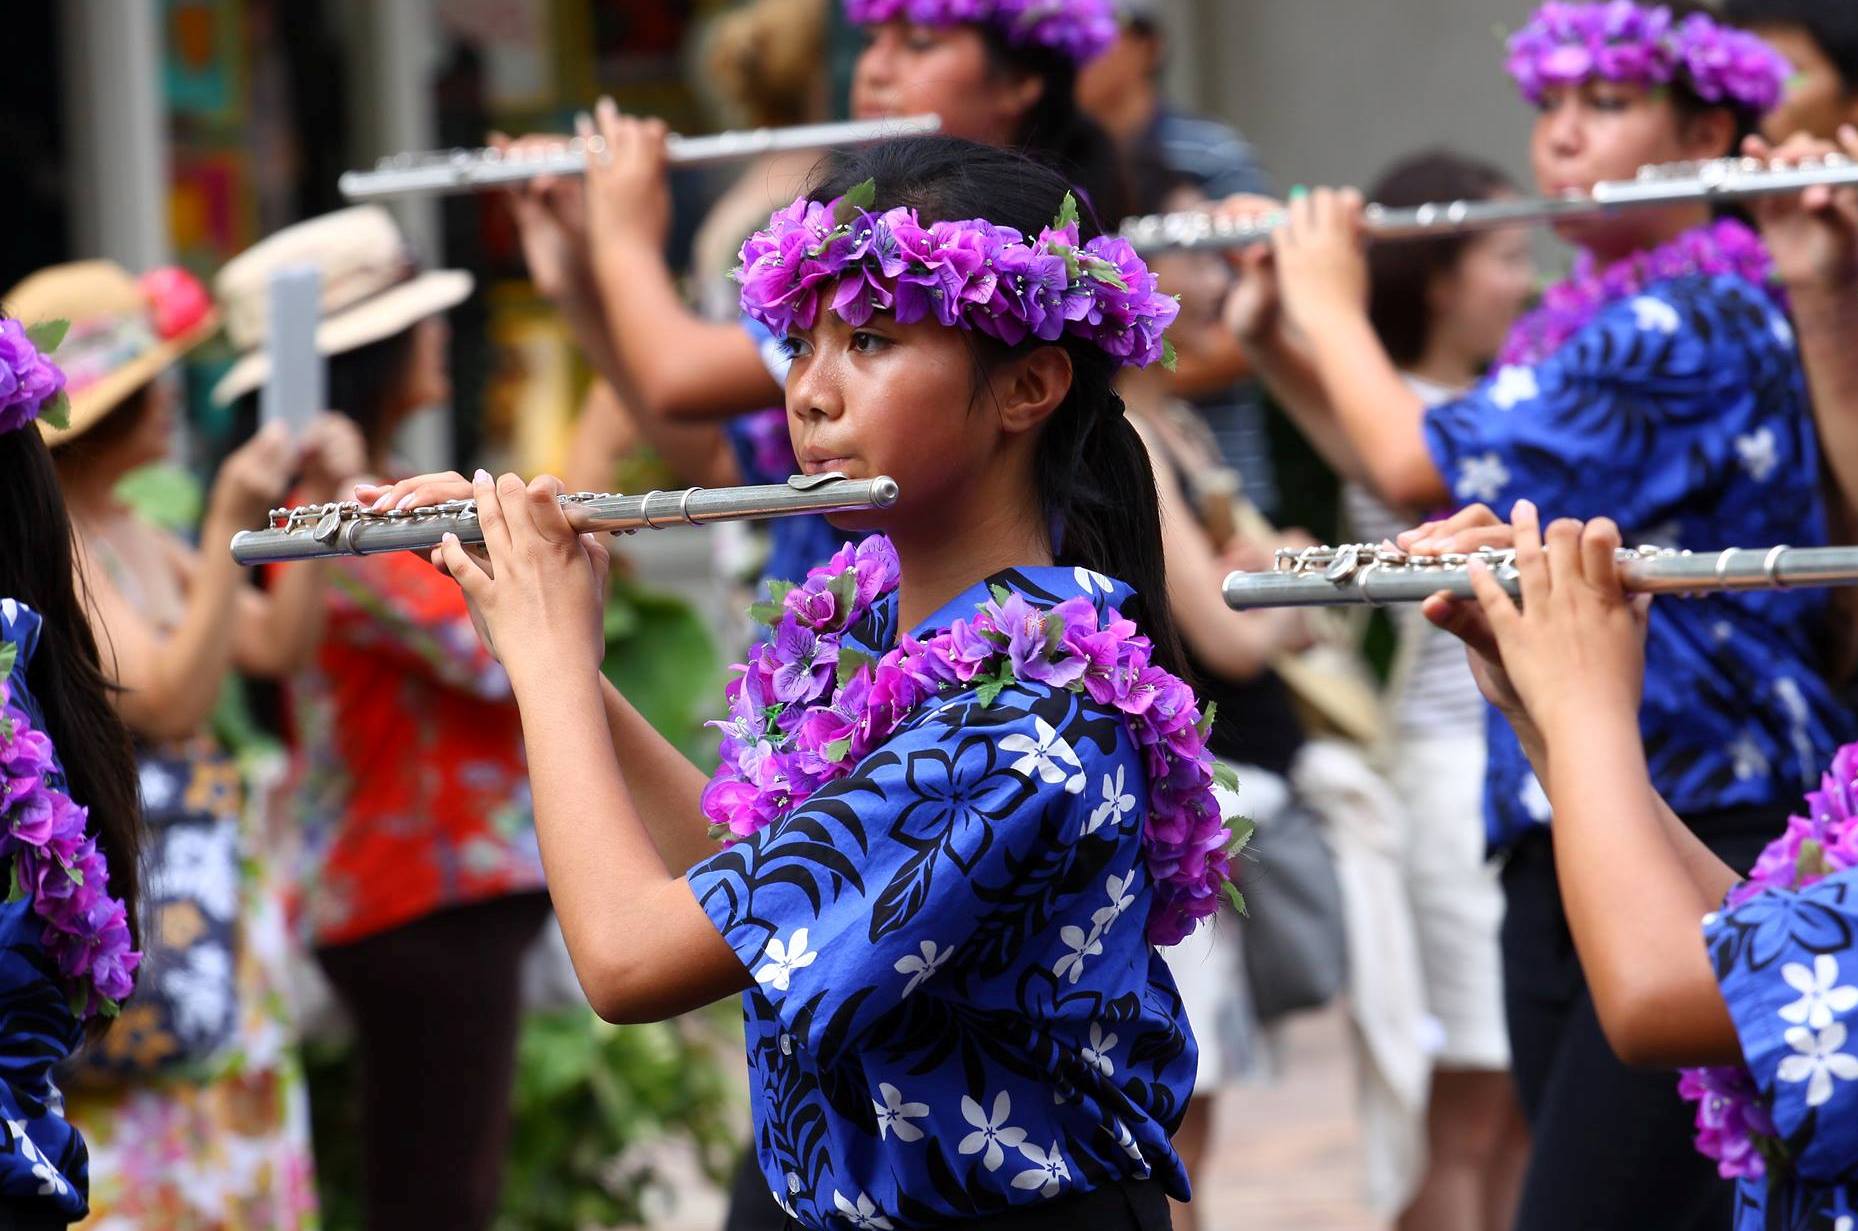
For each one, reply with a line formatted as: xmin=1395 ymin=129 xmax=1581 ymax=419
xmin=1123 ymin=153 xmax=1858 ymax=255
xmin=232 ymin=474 xmax=900 ymax=565
xmin=339 ymin=115 xmax=942 ymax=202
xmin=1222 ymin=544 xmax=1858 ymax=610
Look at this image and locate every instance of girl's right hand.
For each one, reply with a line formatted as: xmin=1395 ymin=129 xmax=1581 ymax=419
xmin=208 ymin=422 xmax=296 ymax=528
xmin=1746 ymin=128 xmax=1858 ymax=293
xmin=490 ymin=129 xmax=592 ymax=303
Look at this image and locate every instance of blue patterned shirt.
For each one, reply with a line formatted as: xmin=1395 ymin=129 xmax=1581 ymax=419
xmin=687 ymin=565 xmax=1196 ymax=1229
xmin=1423 ymin=273 xmax=1856 ymax=849
xmin=1707 ymin=870 xmax=1858 ymax=1229
xmin=0 ymin=600 xmax=91 ymax=1223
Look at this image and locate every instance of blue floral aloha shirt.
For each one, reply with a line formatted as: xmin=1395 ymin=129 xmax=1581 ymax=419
xmin=1423 ymin=272 xmax=1857 ymax=850
xmin=0 ymin=600 xmax=91 ymax=1223
xmin=1707 ymin=869 xmax=1858 ymax=1228
xmin=687 ymin=564 xmax=1197 ymax=1230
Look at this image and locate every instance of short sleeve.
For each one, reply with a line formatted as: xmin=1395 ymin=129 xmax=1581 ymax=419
xmin=687 ymin=684 xmax=1137 ymax=1060
xmin=1422 ymin=277 xmax=1764 ymax=528
xmin=325 ymin=553 xmax=511 ymax=701
xmin=1707 ymin=871 xmax=1858 ymax=1184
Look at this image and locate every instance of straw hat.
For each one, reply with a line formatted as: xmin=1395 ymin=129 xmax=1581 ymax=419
xmin=210 ymin=205 xmax=473 ymax=406
xmin=3 ymin=261 xmax=220 ymax=446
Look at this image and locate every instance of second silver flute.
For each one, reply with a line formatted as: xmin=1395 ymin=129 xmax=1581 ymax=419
xmin=1223 ymin=543 xmax=1858 ymax=610
xmin=232 ymin=473 xmax=899 ymax=565
xmin=1123 ymin=152 xmax=1858 ymax=255
xmin=339 ymin=115 xmax=942 ymax=202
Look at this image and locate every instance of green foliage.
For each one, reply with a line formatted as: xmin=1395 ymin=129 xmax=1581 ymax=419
xmin=114 ymin=461 xmax=204 ymax=533
xmin=601 ymin=574 xmax=724 ymax=762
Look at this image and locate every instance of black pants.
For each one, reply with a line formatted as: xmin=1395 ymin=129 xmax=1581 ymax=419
xmin=1501 ymin=804 xmax=1785 ymax=1231
xmin=316 ymin=891 xmax=551 ymax=1231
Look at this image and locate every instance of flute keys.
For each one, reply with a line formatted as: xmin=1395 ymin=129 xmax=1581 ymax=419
xmin=1324 ymin=545 xmax=1362 ymax=583
xmin=314 ymin=505 xmax=345 ymax=544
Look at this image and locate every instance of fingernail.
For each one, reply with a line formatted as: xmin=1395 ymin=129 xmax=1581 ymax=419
xmin=1288 ymin=185 xmax=1308 ymax=200
xmin=396 ymin=494 xmax=419 ymax=512
xmin=598 ymin=95 xmax=618 ymax=116
xmin=474 ymin=468 xmax=492 ymax=484
xmin=371 ymin=493 xmax=394 ymax=511
xmin=1515 ymin=498 xmax=1536 ymax=517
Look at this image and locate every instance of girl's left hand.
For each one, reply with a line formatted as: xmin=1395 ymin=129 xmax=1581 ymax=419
xmin=432 ymin=471 xmax=612 ymax=684
xmin=584 ymin=96 xmax=673 ymax=256
xmin=1428 ymin=501 xmax=1650 ymax=740
xmin=1273 ymin=187 xmax=1371 ymax=334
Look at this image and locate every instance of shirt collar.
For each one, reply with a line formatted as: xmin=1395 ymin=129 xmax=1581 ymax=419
xmin=909 ymin=564 xmax=1134 ymax=639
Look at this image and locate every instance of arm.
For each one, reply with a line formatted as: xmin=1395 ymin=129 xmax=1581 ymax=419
xmin=1270 ymin=189 xmax=1445 ymax=507
xmin=562 ymin=379 xmax=743 ymax=493
xmin=438 ymin=471 xmax=749 ymax=1024
xmin=597 ymin=674 xmax=724 ymax=876
xmin=1435 ymin=504 xmax=1741 ymax=1066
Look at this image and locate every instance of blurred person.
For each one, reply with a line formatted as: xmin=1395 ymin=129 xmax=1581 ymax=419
xmin=1723 ymin=0 xmax=1858 ymax=144
xmin=8 ymin=259 xmax=360 ymax=1229
xmin=0 ymin=316 xmax=143 ymax=1229
xmin=1220 ymin=6 xmax=1854 ymax=1228
xmin=1342 ymin=150 xmax=1536 ymax=1231
xmin=214 ymin=207 xmax=549 ymax=1231
xmin=1076 ymin=0 xmax=1284 ymax=515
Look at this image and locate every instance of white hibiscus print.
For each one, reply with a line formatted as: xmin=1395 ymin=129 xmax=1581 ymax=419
xmin=1011 ymin=1140 xmax=1071 ymax=1199
xmin=1735 ymin=427 xmax=1778 ymax=483
xmin=31 ymin=1159 xmax=66 ymax=1197
xmin=1777 ymin=1022 xmax=1858 ymax=1107
xmin=1053 ymin=923 xmax=1104 ymax=984
xmin=1000 ymin=717 xmax=1085 ymax=794
xmin=1082 ymin=1022 xmax=1118 ymax=1077
xmin=1772 ymin=311 xmax=1796 ymax=349
xmin=162 ymin=942 xmax=233 ymax=1043
xmin=894 ymin=939 xmax=951 ymax=997
xmin=1488 ymin=365 xmax=1538 ymax=410
xmin=149 ymin=822 xmax=239 ymax=920
xmin=754 ymin=929 xmax=818 ymax=992
xmin=1074 ymin=566 xmax=1114 ymax=596
xmin=832 ymin=1190 xmax=894 ymax=1230
xmin=1454 ymin=452 xmax=1512 ymax=504
xmin=137 ymin=762 xmax=178 ymax=812
xmin=1109 ymin=1118 xmax=1148 ymax=1167
xmin=1729 ymin=733 xmax=1771 ymax=782
xmin=1086 ymin=766 xmax=1136 ymax=835
xmin=1091 ymin=872 xmax=1136 ymax=931
xmin=959 ymin=1092 xmax=1027 ymax=1171
xmin=1779 ymin=954 xmax=1858 ymax=1031
xmin=1630 ymin=295 xmax=1681 ymax=334
xmin=873 ymin=1083 xmax=929 ymax=1142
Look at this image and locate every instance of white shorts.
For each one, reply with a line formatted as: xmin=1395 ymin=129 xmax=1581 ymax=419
xmin=1392 ymin=730 xmax=1509 ymax=1070
xmin=1163 ymin=910 xmax=1259 ymax=1090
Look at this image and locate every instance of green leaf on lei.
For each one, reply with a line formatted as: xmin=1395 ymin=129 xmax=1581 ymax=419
xmin=25 ymin=319 xmax=69 ymax=354
xmin=747 ymin=599 xmax=784 ymax=627
xmin=1195 ymin=701 xmax=1217 ymax=742
xmin=1211 ymin=760 xmax=1240 ymax=793
xmin=1054 ymin=192 xmax=1080 ymax=232
xmin=1080 ymin=253 xmax=1129 ymax=292
xmin=1223 ymin=880 xmax=1248 ymax=917
xmin=5 ymin=860 xmax=25 ymax=905
xmin=989 ymin=583 xmax=1014 ymax=607
xmin=823 ymin=737 xmax=853 ymax=764
xmin=707 ymin=821 xmax=733 ymax=843
xmin=827 ymin=568 xmax=860 ymax=620
xmin=1161 ymin=338 xmax=1179 ymax=372
xmin=834 ymin=178 xmax=878 ymax=227
xmin=0 ymin=640 xmax=16 ymax=682
xmin=1797 ymin=838 xmax=1832 ymax=886
xmin=97 ymin=996 xmax=122 ymax=1019
xmin=1225 ymin=814 xmax=1256 ymax=856
xmin=974 ymin=661 xmax=1015 ymax=709
xmin=837 ymin=647 xmax=875 ymax=687
xmin=39 ymin=392 xmax=71 ymax=433
xmin=1041 ymin=611 xmax=1064 ymax=658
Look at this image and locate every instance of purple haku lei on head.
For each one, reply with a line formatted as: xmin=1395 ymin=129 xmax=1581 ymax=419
xmin=1677 ymin=740 xmax=1858 ymax=1182
xmin=843 ymin=0 xmax=1117 ymax=66
xmin=1497 ymin=218 xmax=1775 ymax=368
xmin=737 ymin=185 xmax=1180 ymax=370
xmin=0 ymin=674 xmax=141 ymax=1017
xmin=700 ymin=536 xmax=1243 ymax=944
xmin=0 ymin=320 xmax=69 ymax=437
xmin=1506 ymin=1 xmax=1789 ymax=114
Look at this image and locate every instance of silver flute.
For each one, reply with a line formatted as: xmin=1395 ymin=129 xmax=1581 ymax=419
xmin=1223 ymin=543 xmax=1858 ymax=610
xmin=231 ymin=473 xmax=899 ymax=565
xmin=339 ymin=114 xmax=942 ymax=202
xmin=1123 ymin=152 xmax=1858 ymax=254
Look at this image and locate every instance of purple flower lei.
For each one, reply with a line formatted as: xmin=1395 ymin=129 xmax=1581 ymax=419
xmin=1497 ymin=218 xmax=1775 ymax=368
xmin=843 ymin=0 xmax=1117 ymax=66
xmin=1506 ymin=1 xmax=1789 ymax=114
xmin=736 ymin=183 xmax=1181 ymax=370
xmin=699 ymin=536 xmax=1247 ymax=946
xmin=1677 ymin=741 xmax=1858 ymax=1183
xmin=0 ymin=659 xmax=140 ymax=1019
xmin=0 ymin=319 xmax=72 ymax=437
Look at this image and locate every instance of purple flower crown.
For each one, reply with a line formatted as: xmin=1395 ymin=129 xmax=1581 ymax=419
xmin=843 ymin=0 xmax=1117 ymax=66
xmin=0 ymin=320 xmax=72 ymax=437
xmin=736 ymin=181 xmax=1180 ymax=369
xmin=1506 ymin=1 xmax=1790 ymax=115
xmin=1 ymin=643 xmax=140 ymax=1019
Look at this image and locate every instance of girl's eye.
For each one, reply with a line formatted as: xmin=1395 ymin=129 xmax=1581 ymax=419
xmin=779 ymin=336 xmax=812 ymax=360
xmin=850 ymin=330 xmax=889 ymax=354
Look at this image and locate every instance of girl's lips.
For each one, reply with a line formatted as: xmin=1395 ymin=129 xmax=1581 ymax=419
xmin=800 ymin=455 xmax=855 ymax=476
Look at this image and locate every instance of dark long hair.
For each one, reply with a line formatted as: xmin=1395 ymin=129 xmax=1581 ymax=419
xmin=1365 ymin=152 xmax=1518 ymax=367
xmin=0 ymin=423 xmax=142 ymax=960
xmin=810 ymin=136 xmax=1187 ymax=680
xmin=977 ymin=28 xmax=1130 ymax=226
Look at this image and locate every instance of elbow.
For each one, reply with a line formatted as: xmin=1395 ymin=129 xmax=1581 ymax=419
xmin=1372 ymin=452 xmax=1448 ymax=511
xmin=582 ymin=958 xmax=677 ymax=1026
xmin=1593 ymin=972 xmax=1709 ymax=1068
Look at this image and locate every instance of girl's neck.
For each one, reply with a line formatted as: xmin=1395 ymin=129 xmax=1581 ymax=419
xmin=1405 ymin=336 xmax=1485 ymax=393
xmin=1584 ymin=203 xmax=1713 ymax=267
xmin=889 ymin=485 xmax=1052 ymax=632
xmin=1117 ymin=367 xmax=1172 ymax=419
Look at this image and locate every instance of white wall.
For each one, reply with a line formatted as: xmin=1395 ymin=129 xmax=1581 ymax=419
xmin=1170 ymin=0 xmax=1545 ymax=208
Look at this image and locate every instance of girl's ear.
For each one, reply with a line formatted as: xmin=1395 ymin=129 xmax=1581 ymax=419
xmin=994 ymin=346 xmax=1074 ymax=437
